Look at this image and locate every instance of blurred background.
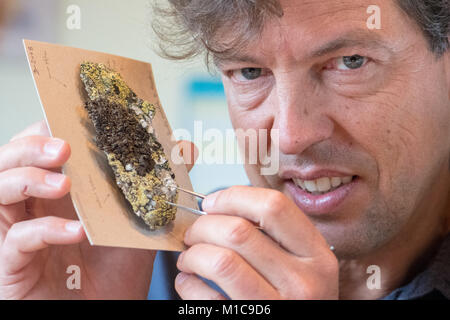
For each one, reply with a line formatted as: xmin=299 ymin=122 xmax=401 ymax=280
xmin=0 ymin=0 xmax=250 ymax=195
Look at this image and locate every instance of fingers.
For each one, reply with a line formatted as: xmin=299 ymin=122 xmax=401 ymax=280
xmin=0 ymin=136 xmax=71 ymax=173
xmin=175 ymin=272 xmax=226 ymax=300
xmin=184 ymin=215 xmax=300 ymax=291
xmin=0 ymin=168 xmax=71 ymax=205
xmin=0 ymin=217 xmax=85 ymax=275
xmin=201 ymin=186 xmax=329 ymax=257
xmin=10 ymin=120 xmax=49 ymax=141
xmin=0 ymin=202 xmax=26 ymax=231
xmin=177 ymin=140 xmax=198 ymax=172
xmin=177 ymin=243 xmax=279 ymax=299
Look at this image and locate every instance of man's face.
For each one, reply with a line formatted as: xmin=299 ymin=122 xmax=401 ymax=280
xmin=218 ymin=0 xmax=450 ymax=257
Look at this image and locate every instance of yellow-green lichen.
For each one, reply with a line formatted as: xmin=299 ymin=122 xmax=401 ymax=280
xmin=106 ymin=153 xmax=177 ymax=229
xmin=81 ymin=62 xmax=157 ymax=129
xmin=141 ymin=101 xmax=155 ymax=116
xmin=81 ymin=62 xmax=178 ymax=230
xmin=80 ymin=62 xmax=133 ymax=106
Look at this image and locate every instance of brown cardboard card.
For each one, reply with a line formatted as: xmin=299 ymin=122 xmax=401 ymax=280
xmin=24 ymin=39 xmax=199 ymax=251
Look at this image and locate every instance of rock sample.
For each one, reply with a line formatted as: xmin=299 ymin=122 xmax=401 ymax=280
xmin=80 ymin=62 xmax=178 ymax=230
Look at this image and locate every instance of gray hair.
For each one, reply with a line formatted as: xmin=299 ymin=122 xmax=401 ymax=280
xmin=152 ymin=0 xmax=449 ymax=67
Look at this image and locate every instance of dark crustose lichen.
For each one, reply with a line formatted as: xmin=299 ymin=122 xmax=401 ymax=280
xmin=80 ymin=62 xmax=178 ymax=230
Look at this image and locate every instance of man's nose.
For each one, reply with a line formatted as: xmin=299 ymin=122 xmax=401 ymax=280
xmin=273 ymin=79 xmax=335 ymax=155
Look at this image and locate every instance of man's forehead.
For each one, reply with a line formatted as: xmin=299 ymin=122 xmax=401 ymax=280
xmin=278 ymin=0 xmax=369 ymax=20
xmin=213 ymin=0 xmax=405 ymax=68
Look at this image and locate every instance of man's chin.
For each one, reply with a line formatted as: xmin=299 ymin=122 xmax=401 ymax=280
xmin=311 ymin=206 xmax=400 ymax=260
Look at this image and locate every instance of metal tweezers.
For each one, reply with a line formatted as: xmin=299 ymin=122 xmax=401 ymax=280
xmin=166 ymin=187 xmax=263 ymax=230
xmin=165 ymin=186 xmax=207 ymax=216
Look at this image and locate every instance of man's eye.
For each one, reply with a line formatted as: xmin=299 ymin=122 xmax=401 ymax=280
xmin=337 ymin=55 xmax=367 ymax=70
xmin=232 ymin=68 xmax=263 ymax=81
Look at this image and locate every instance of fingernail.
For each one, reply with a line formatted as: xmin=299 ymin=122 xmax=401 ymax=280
xmin=201 ymin=191 xmax=220 ymax=210
xmin=176 ymin=272 xmax=189 ymax=285
xmin=177 ymin=251 xmax=185 ymax=266
xmin=65 ymin=221 xmax=82 ymax=233
xmin=44 ymin=138 xmax=65 ymax=157
xmin=45 ymin=173 xmax=66 ymax=188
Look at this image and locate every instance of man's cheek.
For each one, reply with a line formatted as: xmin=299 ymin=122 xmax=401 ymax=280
xmin=228 ymin=100 xmax=275 ymax=134
xmin=331 ymin=95 xmax=410 ymax=185
xmin=351 ymin=98 xmax=426 ymax=204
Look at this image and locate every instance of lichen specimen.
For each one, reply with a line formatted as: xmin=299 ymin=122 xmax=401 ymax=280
xmin=80 ymin=62 xmax=178 ymax=230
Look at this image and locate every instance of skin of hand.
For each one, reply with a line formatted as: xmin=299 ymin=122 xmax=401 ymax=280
xmin=0 ymin=120 xmax=197 ymax=300
xmin=175 ymin=185 xmax=339 ymax=300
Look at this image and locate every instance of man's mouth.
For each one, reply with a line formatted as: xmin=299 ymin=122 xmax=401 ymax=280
xmin=282 ymin=171 xmax=359 ymax=215
xmin=292 ymin=176 xmax=354 ymax=195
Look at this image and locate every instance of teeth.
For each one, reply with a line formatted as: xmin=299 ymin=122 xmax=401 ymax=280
xmin=304 ymin=180 xmax=317 ymax=192
xmin=342 ymin=176 xmax=352 ymax=184
xmin=293 ymin=176 xmax=354 ymax=194
xmin=316 ymin=177 xmax=331 ymax=192
xmin=297 ymin=179 xmax=305 ymax=189
xmin=331 ymin=177 xmax=342 ymax=187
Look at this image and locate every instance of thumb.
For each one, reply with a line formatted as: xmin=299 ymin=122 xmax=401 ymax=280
xmin=176 ymin=140 xmax=199 ymax=172
xmin=10 ymin=120 xmax=50 ymax=142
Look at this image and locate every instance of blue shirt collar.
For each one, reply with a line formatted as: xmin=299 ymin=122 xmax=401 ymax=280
xmin=382 ymin=233 xmax=450 ymax=300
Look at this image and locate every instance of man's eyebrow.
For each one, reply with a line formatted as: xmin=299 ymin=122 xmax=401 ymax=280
xmin=213 ymin=31 xmax=392 ymax=68
xmin=213 ymin=54 xmax=262 ymax=69
xmin=310 ymin=33 xmax=391 ymax=58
